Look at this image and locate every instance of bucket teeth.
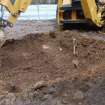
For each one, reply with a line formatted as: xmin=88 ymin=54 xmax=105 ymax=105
xmin=0 ymin=39 xmax=6 ymax=48
xmin=0 ymin=30 xmax=6 ymax=48
xmin=102 ymin=6 xmax=105 ymax=23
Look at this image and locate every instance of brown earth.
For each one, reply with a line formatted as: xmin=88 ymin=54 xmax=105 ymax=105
xmin=0 ymin=21 xmax=105 ymax=104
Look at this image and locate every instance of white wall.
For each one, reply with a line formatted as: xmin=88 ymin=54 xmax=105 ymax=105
xmin=1 ymin=5 xmax=57 ymax=20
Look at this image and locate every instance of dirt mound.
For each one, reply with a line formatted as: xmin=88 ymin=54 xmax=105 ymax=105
xmin=0 ymin=30 xmax=105 ymax=86
xmin=0 ymin=30 xmax=105 ymax=105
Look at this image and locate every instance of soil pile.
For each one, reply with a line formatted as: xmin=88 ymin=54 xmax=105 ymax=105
xmin=0 ymin=30 xmax=105 ymax=105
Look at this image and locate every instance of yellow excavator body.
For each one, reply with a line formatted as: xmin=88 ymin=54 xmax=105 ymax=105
xmin=57 ymin=0 xmax=105 ymax=28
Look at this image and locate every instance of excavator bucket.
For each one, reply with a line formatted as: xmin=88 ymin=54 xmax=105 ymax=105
xmin=0 ymin=0 xmax=32 ymax=47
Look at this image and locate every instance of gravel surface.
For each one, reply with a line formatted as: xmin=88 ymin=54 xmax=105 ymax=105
xmin=4 ymin=20 xmax=56 ymax=39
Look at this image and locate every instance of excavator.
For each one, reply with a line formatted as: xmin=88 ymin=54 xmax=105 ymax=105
xmin=0 ymin=0 xmax=105 ymax=47
xmin=57 ymin=0 xmax=105 ymax=29
xmin=0 ymin=0 xmax=32 ymax=47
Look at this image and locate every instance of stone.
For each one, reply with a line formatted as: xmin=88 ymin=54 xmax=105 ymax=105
xmin=73 ymin=90 xmax=84 ymax=100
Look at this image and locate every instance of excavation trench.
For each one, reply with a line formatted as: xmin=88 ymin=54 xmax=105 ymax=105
xmin=0 ymin=30 xmax=105 ymax=105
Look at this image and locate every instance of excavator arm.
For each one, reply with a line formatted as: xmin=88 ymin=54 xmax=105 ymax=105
xmin=0 ymin=0 xmax=32 ymax=25
xmin=0 ymin=0 xmax=32 ymax=47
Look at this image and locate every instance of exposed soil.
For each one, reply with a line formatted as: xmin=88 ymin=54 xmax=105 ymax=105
xmin=0 ymin=21 xmax=105 ymax=105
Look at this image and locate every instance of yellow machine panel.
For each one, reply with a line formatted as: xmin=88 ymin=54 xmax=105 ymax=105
xmin=57 ymin=0 xmax=105 ymax=28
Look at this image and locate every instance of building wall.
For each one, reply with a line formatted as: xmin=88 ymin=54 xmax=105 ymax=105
xmin=3 ymin=5 xmax=57 ymax=20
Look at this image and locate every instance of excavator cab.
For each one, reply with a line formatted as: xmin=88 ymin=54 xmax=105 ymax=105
xmin=57 ymin=0 xmax=105 ymax=28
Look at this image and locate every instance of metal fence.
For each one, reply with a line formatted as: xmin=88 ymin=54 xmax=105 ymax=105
xmin=1 ymin=5 xmax=57 ymax=20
